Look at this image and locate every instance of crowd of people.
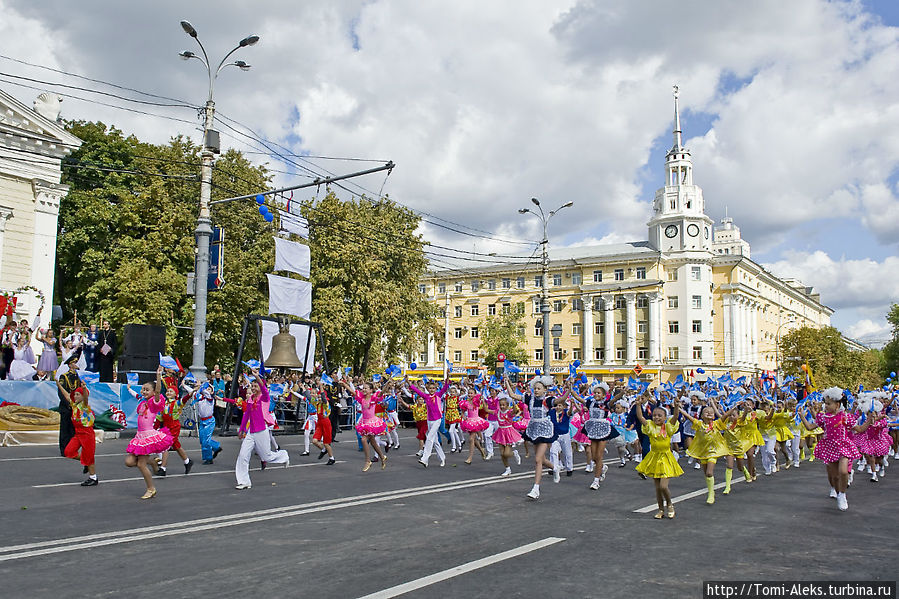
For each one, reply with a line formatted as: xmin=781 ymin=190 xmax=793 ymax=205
xmin=55 ymin=358 xmax=899 ymax=515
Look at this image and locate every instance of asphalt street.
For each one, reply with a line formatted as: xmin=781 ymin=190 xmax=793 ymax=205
xmin=1 ymin=428 xmax=897 ymax=599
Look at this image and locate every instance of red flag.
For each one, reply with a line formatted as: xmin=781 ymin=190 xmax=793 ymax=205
xmin=175 ymin=357 xmax=184 ymax=373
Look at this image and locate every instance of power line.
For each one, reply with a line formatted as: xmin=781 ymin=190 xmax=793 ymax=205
xmin=0 ymin=70 xmax=195 ymax=108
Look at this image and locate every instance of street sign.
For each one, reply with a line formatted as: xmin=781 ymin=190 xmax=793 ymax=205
xmin=633 ymin=363 xmax=644 ymax=376
xmin=208 ymin=226 xmax=225 ymax=291
xmin=497 ymin=353 xmax=506 ymax=362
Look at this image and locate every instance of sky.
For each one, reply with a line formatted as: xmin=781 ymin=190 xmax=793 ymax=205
xmin=1 ymin=0 xmax=897 ymax=347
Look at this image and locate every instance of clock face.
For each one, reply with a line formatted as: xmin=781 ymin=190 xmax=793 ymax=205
xmin=704 ymin=227 xmax=710 ymax=239
xmin=664 ymin=225 xmax=678 ymax=238
xmin=687 ymin=224 xmax=700 ymax=237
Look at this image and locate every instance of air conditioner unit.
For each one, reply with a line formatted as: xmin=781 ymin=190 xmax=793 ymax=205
xmin=565 ymin=273 xmax=571 ymax=278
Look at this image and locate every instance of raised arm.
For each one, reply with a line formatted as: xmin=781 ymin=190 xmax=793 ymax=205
xmin=634 ymin=397 xmax=648 ymax=426
xmin=504 ymin=376 xmax=523 ymax=401
xmin=56 ymin=380 xmax=71 ymax=402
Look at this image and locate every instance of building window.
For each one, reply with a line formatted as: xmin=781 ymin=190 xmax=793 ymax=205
xmin=533 ymin=299 xmax=541 ymax=314
xmin=438 ymin=282 xmax=446 ymax=294
xmin=553 ymin=300 xmax=564 ymax=312
xmin=691 ymin=295 xmax=702 ymax=309
xmin=595 ymin=322 xmax=605 ymax=335
xmin=454 ymin=328 xmax=463 ymax=339
xmin=667 ymin=268 xmax=678 ymax=282
xmin=535 ymin=320 xmax=543 ymax=337
xmin=636 ymin=267 xmax=646 ymax=280
xmin=692 ymin=346 xmax=703 ymax=360
xmin=593 ymin=270 xmax=603 ymax=283
xmin=438 ymin=351 xmax=445 ymax=363
xmin=553 ymin=274 xmax=562 ymax=286
xmin=471 ymin=327 xmax=479 ymax=338
xmin=668 ymin=346 xmax=679 ymax=360
xmin=418 ymin=284 xmax=427 ymax=294
xmin=572 ymin=348 xmax=581 ymax=361
xmin=517 ymin=277 xmax=525 ymax=289
xmin=636 ymin=295 xmax=648 ymax=308
xmin=638 ymin=347 xmax=648 ymax=360
xmin=668 ymin=296 xmax=679 ymax=309
xmin=488 ymin=304 xmax=496 ymax=316
xmin=502 ymin=278 xmax=511 ymax=289
xmin=691 ymin=266 xmax=701 ymax=281
xmin=553 ymin=348 xmax=565 ymax=360
xmin=692 ymin=320 xmax=702 ymax=333
xmin=455 ymin=281 xmax=463 ymax=292
xmin=454 ymin=305 xmax=462 ymax=318
xmin=571 ymin=298 xmax=583 ymax=311
xmin=534 ymin=275 xmax=543 ymax=287
xmin=471 ymin=305 xmax=479 ymax=316
xmin=638 ymin=321 xmax=648 ymax=333
xmin=419 ymin=352 xmax=427 ymax=363
xmin=572 ymin=272 xmax=582 ymax=285
xmin=454 ymin=350 xmax=462 ymax=362
xmin=616 ymin=321 xmax=626 ymax=333
xmin=502 ymin=303 xmax=511 ymax=315
xmin=615 ymin=297 xmax=625 ymax=309
xmin=572 ymin=323 xmax=582 ymax=335
xmin=487 ymin=280 xmax=496 ymax=290
xmin=534 ymin=348 xmax=543 ymax=362
xmin=614 ymin=269 xmax=625 ymax=281
xmin=669 ymin=321 xmax=679 ymax=334
xmin=471 ymin=350 xmax=479 ymax=362
xmin=616 ymin=347 xmax=626 ymax=360
xmin=594 ymin=347 xmax=605 ymax=361
xmin=471 ymin=280 xmax=480 ymax=292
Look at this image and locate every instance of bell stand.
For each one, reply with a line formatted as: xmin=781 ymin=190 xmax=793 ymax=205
xmin=220 ymin=313 xmax=330 ymax=436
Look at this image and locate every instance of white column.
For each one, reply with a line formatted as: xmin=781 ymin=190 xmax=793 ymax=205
xmin=624 ymin=293 xmax=637 ymax=365
xmin=426 ymin=332 xmax=436 ymax=366
xmin=743 ymin=298 xmax=752 ymax=368
xmin=0 ymin=206 xmax=13 ymax=280
xmin=648 ymin=291 xmax=661 ymax=364
xmin=602 ymin=294 xmax=614 ymax=365
xmin=582 ymin=295 xmax=593 ymax=364
xmin=722 ymin=295 xmax=733 ymax=366
xmin=750 ymin=301 xmax=759 ymax=369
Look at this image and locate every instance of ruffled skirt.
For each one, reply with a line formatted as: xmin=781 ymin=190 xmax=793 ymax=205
xmin=9 ymin=359 xmax=36 ymax=381
xmin=525 ymin=418 xmax=557 ymax=445
xmin=583 ymin=418 xmax=620 ymax=442
xmin=37 ymin=350 xmax=59 ymax=372
xmin=355 ymin=417 xmax=386 ymax=436
xmin=127 ymin=427 xmax=174 ymax=455
xmin=814 ymin=437 xmax=861 ymax=463
xmin=613 ymin=425 xmax=638 ymax=444
xmin=858 ymin=431 xmax=891 ymax=457
xmin=492 ymin=425 xmax=522 ymax=446
xmin=461 ymin=416 xmax=489 ymax=433
xmin=570 ymin=412 xmax=589 ymax=444
xmin=635 ymin=448 xmax=684 ymax=478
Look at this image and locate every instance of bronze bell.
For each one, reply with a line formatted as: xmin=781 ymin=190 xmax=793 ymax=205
xmin=266 ymin=327 xmax=304 ymax=369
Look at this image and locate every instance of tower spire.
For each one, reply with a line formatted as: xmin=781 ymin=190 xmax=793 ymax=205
xmin=672 ymin=84 xmax=682 ymax=150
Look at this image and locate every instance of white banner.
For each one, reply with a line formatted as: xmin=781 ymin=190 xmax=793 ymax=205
xmin=273 ymin=237 xmax=311 ymax=278
xmin=278 ymin=210 xmax=308 ymax=238
xmin=260 ymin=321 xmax=316 ymax=370
xmin=266 ymin=274 xmax=312 ymax=318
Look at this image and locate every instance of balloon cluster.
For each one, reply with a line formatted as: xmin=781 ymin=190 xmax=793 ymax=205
xmin=256 ymin=194 xmax=274 ymax=223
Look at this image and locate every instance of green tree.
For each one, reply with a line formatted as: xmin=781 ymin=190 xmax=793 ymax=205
xmin=300 ymin=191 xmax=436 ymax=373
xmin=478 ymin=302 xmax=529 ymax=367
xmin=883 ymin=303 xmax=899 ymax=379
xmin=779 ymin=325 xmax=885 ymax=389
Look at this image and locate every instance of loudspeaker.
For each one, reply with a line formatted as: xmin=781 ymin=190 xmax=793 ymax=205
xmin=118 ymin=355 xmax=159 ymax=373
xmin=121 ymin=324 xmax=166 ymax=357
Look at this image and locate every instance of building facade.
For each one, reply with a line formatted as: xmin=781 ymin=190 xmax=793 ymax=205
xmin=417 ymin=91 xmax=832 ymax=382
xmin=0 ymin=89 xmax=81 ymax=333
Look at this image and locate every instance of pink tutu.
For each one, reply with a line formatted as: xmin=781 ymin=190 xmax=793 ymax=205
xmin=356 ymin=417 xmax=386 ymax=436
xmin=126 ymin=427 xmax=174 ymax=455
xmin=492 ymin=425 xmax=522 ymax=446
xmin=858 ymin=423 xmax=891 ymax=457
xmin=461 ymin=416 xmax=489 ymax=433
xmin=571 ymin=412 xmax=589 ymax=444
xmin=814 ymin=437 xmax=861 ymax=463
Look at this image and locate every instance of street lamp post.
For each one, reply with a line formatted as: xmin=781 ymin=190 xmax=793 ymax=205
xmin=519 ymin=198 xmax=573 ymax=375
xmin=774 ymin=317 xmax=796 ymax=385
xmin=179 ymin=20 xmax=259 ymax=381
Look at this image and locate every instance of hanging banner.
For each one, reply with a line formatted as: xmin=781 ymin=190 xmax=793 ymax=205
xmin=273 ymin=237 xmax=311 ymax=278
xmin=266 ymin=274 xmax=312 ymax=318
xmin=279 ymin=210 xmax=309 ymax=238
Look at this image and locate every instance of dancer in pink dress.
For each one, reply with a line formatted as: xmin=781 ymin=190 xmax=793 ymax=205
xmin=492 ymin=397 xmax=522 ymax=477
xmin=341 ymin=379 xmax=387 ymax=471
xmin=512 ymin=397 xmax=531 ymax=459
xmin=801 ymin=387 xmax=871 ymax=511
xmin=124 ymin=366 xmax=174 ymax=499
xmin=460 ymin=392 xmax=489 ymax=464
xmin=857 ymin=395 xmax=891 ymax=482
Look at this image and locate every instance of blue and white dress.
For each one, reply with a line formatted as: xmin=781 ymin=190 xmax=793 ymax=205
xmin=582 ymin=399 xmax=619 ymax=442
xmin=524 ymin=394 xmax=558 ymax=445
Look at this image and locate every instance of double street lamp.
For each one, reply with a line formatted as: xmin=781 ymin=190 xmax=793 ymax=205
xmin=519 ymin=198 xmax=573 ymax=375
xmin=179 ymin=20 xmax=259 ymax=381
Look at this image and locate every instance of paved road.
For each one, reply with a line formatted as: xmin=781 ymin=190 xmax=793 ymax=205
xmin=2 ymin=429 xmax=896 ymax=598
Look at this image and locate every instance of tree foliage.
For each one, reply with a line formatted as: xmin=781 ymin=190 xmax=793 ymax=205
xmin=779 ymin=325 xmax=885 ymax=389
xmin=300 ymin=191 xmax=436 ymax=373
xmin=478 ymin=303 xmax=529 ymax=367
xmin=883 ymin=303 xmax=899 ymax=378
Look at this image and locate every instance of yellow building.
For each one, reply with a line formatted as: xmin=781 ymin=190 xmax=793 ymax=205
xmin=416 ymin=91 xmax=831 ymax=383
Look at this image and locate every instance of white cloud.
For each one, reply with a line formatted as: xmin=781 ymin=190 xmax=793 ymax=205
xmin=844 ymin=319 xmax=892 ymax=346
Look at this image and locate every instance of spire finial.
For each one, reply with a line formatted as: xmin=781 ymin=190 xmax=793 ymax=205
xmin=673 ymin=84 xmax=682 ymax=150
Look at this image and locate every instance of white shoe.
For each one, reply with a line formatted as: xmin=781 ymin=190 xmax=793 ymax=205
xmin=416 ymin=450 xmax=423 ymax=458
xmin=883 ymin=456 xmax=889 ymax=467
xmin=585 ymin=463 xmax=594 ymax=473
xmin=878 ymin=466 xmax=886 ymax=478
xmin=485 ymin=452 xmax=493 ymax=461
xmin=672 ymin=451 xmax=680 ymax=460
xmin=837 ymin=493 xmax=848 ymax=511
xmin=634 ymin=455 xmax=643 ymax=463
xmin=440 ymin=458 xmax=446 ymax=467
xmin=848 ymin=470 xmax=854 ymax=486
xmin=526 ymin=486 xmax=540 ymax=500
xmin=599 ymin=464 xmax=608 ymax=482
xmin=418 ymin=459 xmax=428 ymax=468
xmin=858 ymin=462 xmax=866 ymax=472
xmin=687 ymin=457 xmax=694 ymax=465
xmin=501 ymin=467 xmax=511 ymax=477
xmin=553 ymin=465 xmax=561 ymax=483
xmin=866 ymin=465 xmax=873 ymax=475
xmin=871 ymin=472 xmax=879 ymax=483
xmin=589 ymin=478 xmax=600 ymax=490
xmin=694 ymin=462 xmax=701 ymax=470
xmin=793 ymin=461 xmax=800 ymax=468
xmin=514 ymin=452 xmax=521 ymax=466
xmin=235 ymin=483 xmax=251 ymax=490
xmin=829 ymin=488 xmax=838 ymax=498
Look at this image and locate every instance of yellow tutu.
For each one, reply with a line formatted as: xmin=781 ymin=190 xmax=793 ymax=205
xmin=772 ymin=413 xmax=794 ymax=442
xmin=635 ymin=421 xmax=684 ymax=478
xmin=802 ymin=425 xmax=823 ymax=439
xmin=685 ymin=418 xmax=729 ymax=461
xmin=716 ymin=419 xmax=745 ymax=456
xmin=736 ymin=410 xmax=765 ymax=448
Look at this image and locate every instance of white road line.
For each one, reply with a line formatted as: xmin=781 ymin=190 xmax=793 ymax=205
xmin=0 ymin=449 xmax=203 ymax=462
xmin=0 ymin=471 xmax=540 ymax=562
xmin=355 ymin=537 xmax=566 ymax=599
xmin=31 ymin=461 xmax=343 ymax=488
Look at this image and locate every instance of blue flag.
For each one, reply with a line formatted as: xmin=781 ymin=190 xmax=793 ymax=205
xmin=321 ymin=373 xmax=334 ymax=385
xmin=159 ymin=353 xmax=179 ymax=370
xmin=505 ymin=361 xmax=521 ymax=374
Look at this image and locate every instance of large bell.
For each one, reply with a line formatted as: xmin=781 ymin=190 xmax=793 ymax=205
xmin=266 ymin=329 xmax=304 ymax=369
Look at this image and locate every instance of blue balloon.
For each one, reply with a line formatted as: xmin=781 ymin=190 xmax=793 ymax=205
xmin=697 ymin=368 xmax=705 ymax=374
xmin=891 ymin=371 xmax=897 ymax=378
xmin=264 ymin=212 xmax=274 ymax=222
xmin=409 ymin=363 xmax=417 ymax=371
xmin=259 ymin=205 xmax=270 ymax=215
xmin=535 ymin=369 xmax=541 ymax=376
xmin=255 ymin=194 xmax=265 ymax=204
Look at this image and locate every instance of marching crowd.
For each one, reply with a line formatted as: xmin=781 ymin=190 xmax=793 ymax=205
xmin=55 ymin=358 xmax=899 ymax=515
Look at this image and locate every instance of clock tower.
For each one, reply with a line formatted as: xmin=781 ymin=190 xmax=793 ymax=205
xmin=647 ymin=86 xmax=714 ymax=253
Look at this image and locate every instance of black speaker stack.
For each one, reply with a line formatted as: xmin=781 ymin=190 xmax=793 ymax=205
xmin=116 ymin=324 xmax=166 ymax=385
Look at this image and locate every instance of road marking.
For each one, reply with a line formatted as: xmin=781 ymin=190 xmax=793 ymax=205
xmin=355 ymin=537 xmax=566 ymax=599
xmin=0 ymin=449 xmax=204 ymax=462
xmin=31 ymin=461 xmax=344 ymax=488
xmin=2 ymin=470 xmax=544 ymax=562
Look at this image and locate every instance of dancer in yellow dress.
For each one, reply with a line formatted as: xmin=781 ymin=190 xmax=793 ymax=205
xmin=771 ymin=400 xmax=795 ymax=469
xmin=683 ymin=403 xmax=729 ymax=504
xmin=735 ymin=399 xmax=765 ymax=481
xmin=714 ymin=404 xmax=752 ymax=493
xmin=634 ymin=395 xmax=683 ymax=519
